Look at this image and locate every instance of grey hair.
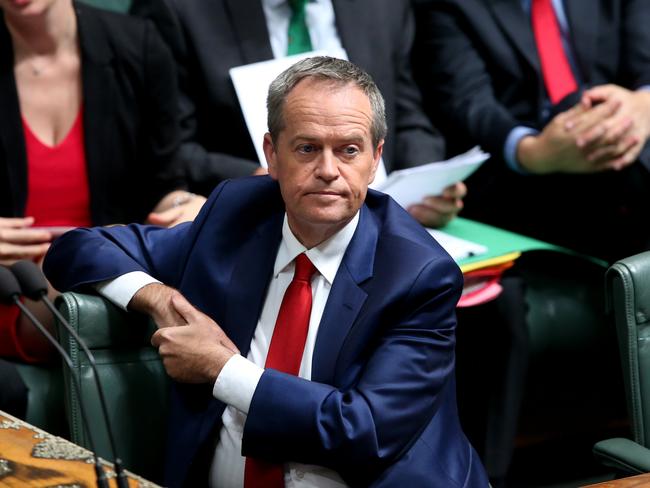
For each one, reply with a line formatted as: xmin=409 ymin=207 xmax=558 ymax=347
xmin=267 ymin=56 xmax=387 ymax=148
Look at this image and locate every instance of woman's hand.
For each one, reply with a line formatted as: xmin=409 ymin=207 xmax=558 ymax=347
xmin=0 ymin=217 xmax=52 ymax=265
xmin=146 ymin=191 xmax=207 ymax=228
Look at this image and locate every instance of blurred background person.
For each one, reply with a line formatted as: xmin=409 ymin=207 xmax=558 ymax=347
xmin=0 ymin=0 xmax=203 ymax=412
xmin=412 ymin=1 xmax=650 ymax=484
xmin=412 ymin=0 xmax=650 ymax=263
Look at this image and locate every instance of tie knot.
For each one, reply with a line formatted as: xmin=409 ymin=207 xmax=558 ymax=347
xmin=289 ymin=0 xmax=308 ymax=13
xmin=294 ymin=253 xmax=316 ymax=282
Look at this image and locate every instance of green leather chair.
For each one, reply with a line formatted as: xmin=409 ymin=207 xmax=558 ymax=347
xmin=14 ymin=360 xmax=67 ymax=437
xmin=56 ymin=291 xmax=169 ymax=483
xmin=593 ymin=251 xmax=650 ymax=475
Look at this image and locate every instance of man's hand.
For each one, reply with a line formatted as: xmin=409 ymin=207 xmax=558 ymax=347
xmin=517 ymin=98 xmax=624 ymax=173
xmin=0 ymin=216 xmax=52 ymax=265
xmin=568 ymin=84 xmax=650 ymax=170
xmin=146 ymin=192 xmax=207 ymax=228
xmin=150 ymin=292 xmax=239 ymax=383
xmin=408 ymin=182 xmax=466 ymax=228
xmin=129 ymin=283 xmax=187 ymax=328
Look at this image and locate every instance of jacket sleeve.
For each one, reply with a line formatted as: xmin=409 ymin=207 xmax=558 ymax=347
xmin=138 ymin=19 xmax=188 ymax=212
xmin=242 ymin=255 xmax=462 ymax=485
xmin=43 ymin=180 xmax=227 ymax=293
xmin=389 ymin=2 xmax=446 ymax=169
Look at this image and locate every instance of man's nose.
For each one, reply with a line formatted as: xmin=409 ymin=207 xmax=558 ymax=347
xmin=315 ymin=150 xmax=340 ymax=181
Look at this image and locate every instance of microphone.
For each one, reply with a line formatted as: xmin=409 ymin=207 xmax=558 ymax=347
xmin=10 ymin=260 xmax=129 ymax=488
xmin=0 ymin=265 xmax=109 ymax=488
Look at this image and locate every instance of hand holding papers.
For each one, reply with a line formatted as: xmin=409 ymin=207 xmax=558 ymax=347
xmin=376 ymin=147 xmax=489 ymax=208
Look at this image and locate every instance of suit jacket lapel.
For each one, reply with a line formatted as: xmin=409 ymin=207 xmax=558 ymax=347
xmin=76 ymin=3 xmax=114 ymax=225
xmin=311 ymin=204 xmax=378 ymax=384
xmin=0 ymin=17 xmax=27 ymax=216
xmin=224 ymin=213 xmax=284 ymax=357
xmin=564 ymin=0 xmax=597 ymax=85
xmin=225 ymin=0 xmax=274 ymax=64
xmin=489 ymin=0 xmax=541 ymax=73
xmin=332 ymin=0 xmax=367 ymax=64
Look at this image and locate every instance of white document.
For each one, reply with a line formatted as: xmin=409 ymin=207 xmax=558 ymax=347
xmin=426 ymin=228 xmax=488 ymax=261
xmin=377 ymin=147 xmax=489 ymax=208
xmin=229 ymin=50 xmax=387 ymax=186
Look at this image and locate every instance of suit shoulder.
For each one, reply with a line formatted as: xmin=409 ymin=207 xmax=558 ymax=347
xmin=367 ymin=190 xmax=454 ymax=258
xmin=365 ymin=190 xmax=461 ymax=284
xmin=76 ymin=2 xmax=146 ymax=35
xmin=200 ymin=176 xmax=284 ymax=227
xmin=76 ymin=1 xmax=167 ymax=62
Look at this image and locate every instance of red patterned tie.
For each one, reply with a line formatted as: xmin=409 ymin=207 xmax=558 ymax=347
xmin=531 ymin=0 xmax=578 ymax=104
xmin=243 ymin=253 xmax=317 ymax=488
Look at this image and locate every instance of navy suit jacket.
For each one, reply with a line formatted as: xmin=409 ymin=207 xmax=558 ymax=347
xmin=44 ymin=176 xmax=487 ymax=487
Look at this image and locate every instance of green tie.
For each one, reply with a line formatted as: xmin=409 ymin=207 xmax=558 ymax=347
xmin=287 ymin=0 xmax=312 ymax=55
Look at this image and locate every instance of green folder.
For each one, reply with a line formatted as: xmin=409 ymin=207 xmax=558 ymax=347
xmin=443 ymin=217 xmax=605 ymax=268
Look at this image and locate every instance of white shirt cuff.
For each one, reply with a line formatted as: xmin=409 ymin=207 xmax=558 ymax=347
xmin=213 ymin=354 xmax=264 ymax=414
xmin=94 ymin=271 xmax=161 ymax=311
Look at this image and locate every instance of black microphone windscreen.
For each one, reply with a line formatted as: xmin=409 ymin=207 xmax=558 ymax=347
xmin=0 ymin=266 xmax=21 ymax=304
xmin=11 ymin=260 xmax=48 ymax=300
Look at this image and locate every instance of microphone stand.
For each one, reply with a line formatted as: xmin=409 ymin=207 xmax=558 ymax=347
xmin=0 ymin=274 xmax=109 ymax=488
xmin=10 ymin=261 xmax=129 ymax=488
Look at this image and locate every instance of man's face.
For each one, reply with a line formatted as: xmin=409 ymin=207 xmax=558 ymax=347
xmin=263 ymin=78 xmax=382 ymax=246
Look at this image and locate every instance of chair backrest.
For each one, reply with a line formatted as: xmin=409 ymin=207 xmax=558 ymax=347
xmin=77 ymin=0 xmax=132 ymax=13
xmin=56 ymin=291 xmax=169 ymax=483
xmin=606 ymin=251 xmax=650 ymax=447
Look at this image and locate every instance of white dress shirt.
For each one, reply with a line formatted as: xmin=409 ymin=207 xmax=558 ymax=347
xmin=262 ymin=0 xmax=344 ymax=59
xmin=96 ymin=213 xmax=359 ymax=488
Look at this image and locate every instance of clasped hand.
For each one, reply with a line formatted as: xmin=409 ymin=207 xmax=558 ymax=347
xmin=518 ymin=84 xmax=650 ymax=173
xmin=131 ymin=283 xmax=239 ymax=383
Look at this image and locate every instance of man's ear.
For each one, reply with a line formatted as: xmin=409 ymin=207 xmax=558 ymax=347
xmin=263 ymin=133 xmax=278 ymax=179
xmin=368 ymin=139 xmax=384 ymax=184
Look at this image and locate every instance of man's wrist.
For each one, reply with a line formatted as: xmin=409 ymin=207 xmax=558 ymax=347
xmin=128 ymin=282 xmax=174 ymax=314
xmin=517 ymin=135 xmax=552 ymax=174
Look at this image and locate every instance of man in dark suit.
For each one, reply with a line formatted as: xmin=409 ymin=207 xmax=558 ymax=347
xmin=44 ymin=57 xmax=487 ymax=488
xmin=413 ymin=0 xmax=650 ymax=262
xmin=134 ymin=0 xmax=464 ymax=230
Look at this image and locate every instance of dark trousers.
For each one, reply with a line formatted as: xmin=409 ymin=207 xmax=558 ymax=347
xmin=0 ymin=358 xmax=28 ymax=419
xmin=455 ymin=273 xmax=528 ymax=484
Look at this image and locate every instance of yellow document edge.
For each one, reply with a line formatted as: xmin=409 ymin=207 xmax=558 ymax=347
xmin=460 ymin=252 xmax=522 ymax=274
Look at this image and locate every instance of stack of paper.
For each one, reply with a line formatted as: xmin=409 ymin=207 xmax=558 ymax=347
xmin=376 ymin=147 xmax=489 ymax=208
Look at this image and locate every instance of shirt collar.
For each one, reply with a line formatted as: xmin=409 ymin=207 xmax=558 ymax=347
xmin=264 ymin=0 xmax=316 ymax=9
xmin=274 ymin=212 xmax=360 ymax=285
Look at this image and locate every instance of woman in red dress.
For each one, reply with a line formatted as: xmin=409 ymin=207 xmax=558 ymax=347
xmin=0 ymin=0 xmax=205 ymax=414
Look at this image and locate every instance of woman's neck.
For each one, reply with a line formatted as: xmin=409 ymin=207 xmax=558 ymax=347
xmin=6 ymin=1 xmax=76 ymax=56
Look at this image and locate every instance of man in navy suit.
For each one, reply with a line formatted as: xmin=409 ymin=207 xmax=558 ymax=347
xmin=44 ymin=57 xmax=487 ymax=488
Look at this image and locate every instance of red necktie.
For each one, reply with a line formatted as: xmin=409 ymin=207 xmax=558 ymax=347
xmin=244 ymin=253 xmax=317 ymax=488
xmin=531 ymin=0 xmax=578 ymax=104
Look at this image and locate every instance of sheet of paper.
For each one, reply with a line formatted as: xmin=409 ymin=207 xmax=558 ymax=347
xmin=377 ymin=147 xmax=489 ymax=208
xmin=427 ymin=228 xmax=488 ymax=262
xmin=229 ymin=50 xmax=387 ymax=186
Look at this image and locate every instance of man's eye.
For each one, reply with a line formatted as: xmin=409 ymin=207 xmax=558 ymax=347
xmin=343 ymin=146 xmax=359 ymax=155
xmin=298 ymin=144 xmax=315 ymax=153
